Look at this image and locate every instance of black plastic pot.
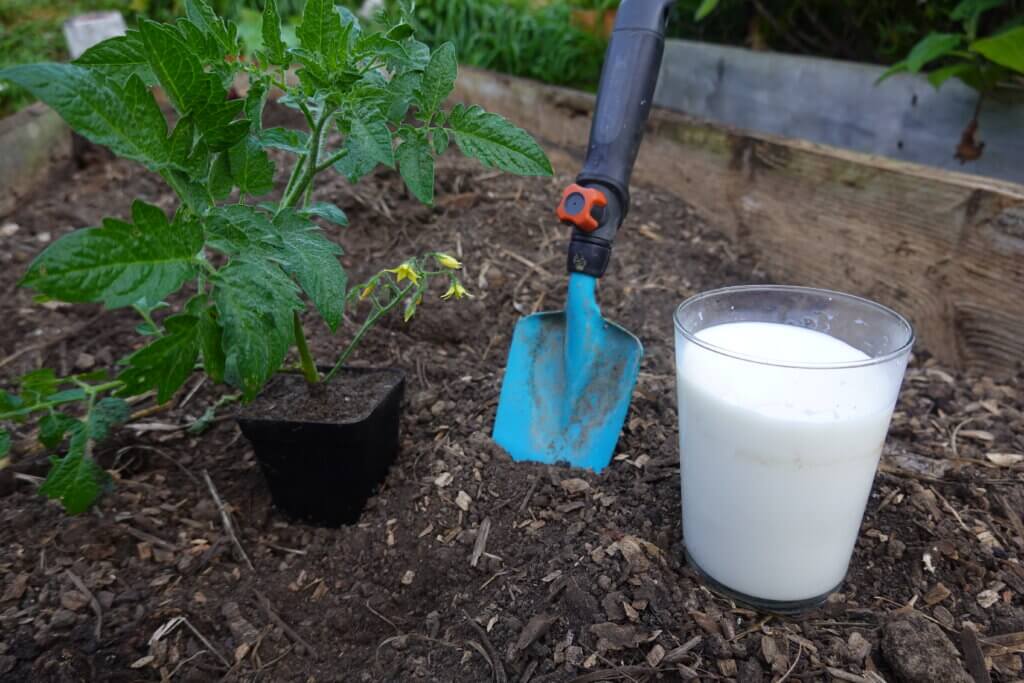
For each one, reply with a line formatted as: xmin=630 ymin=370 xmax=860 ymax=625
xmin=237 ymin=368 xmax=405 ymax=527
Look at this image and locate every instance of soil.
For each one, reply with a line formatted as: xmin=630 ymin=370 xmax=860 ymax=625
xmin=1 ymin=110 xmax=1024 ymax=682
xmin=242 ymin=369 xmax=404 ymax=424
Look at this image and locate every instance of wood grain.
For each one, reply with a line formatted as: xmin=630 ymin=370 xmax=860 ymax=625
xmin=452 ymin=68 xmax=1024 ymax=377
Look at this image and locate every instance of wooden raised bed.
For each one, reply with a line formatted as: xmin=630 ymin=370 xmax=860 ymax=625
xmin=452 ymin=67 xmax=1024 ymax=378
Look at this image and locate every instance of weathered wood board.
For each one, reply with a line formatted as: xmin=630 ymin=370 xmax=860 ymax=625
xmin=451 ymin=67 xmax=1024 ymax=377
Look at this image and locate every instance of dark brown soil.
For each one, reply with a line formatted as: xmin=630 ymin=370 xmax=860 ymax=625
xmin=243 ymin=369 xmax=404 ymax=424
xmin=1 ymin=111 xmax=1023 ymax=682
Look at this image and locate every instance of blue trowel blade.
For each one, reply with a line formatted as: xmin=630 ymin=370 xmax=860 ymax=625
xmin=492 ymin=273 xmax=643 ymax=471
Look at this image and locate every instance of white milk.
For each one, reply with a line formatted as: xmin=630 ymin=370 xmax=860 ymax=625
xmin=675 ymin=322 xmax=901 ymax=602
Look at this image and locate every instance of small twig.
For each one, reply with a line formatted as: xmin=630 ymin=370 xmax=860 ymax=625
xmin=470 ymin=517 xmax=492 ymax=568
xmin=152 ymin=616 xmax=231 ymax=670
xmin=777 ymin=642 xmax=803 ymax=683
xmin=116 ymin=445 xmax=200 ymax=485
xmin=931 ymin=485 xmax=970 ymax=533
xmin=950 ymin=416 xmax=980 ymax=463
xmin=65 ymin=570 xmax=102 ymax=640
xmin=253 ymin=588 xmax=318 ymax=659
xmin=499 ymin=248 xmax=554 ymax=279
xmin=203 ymin=469 xmax=254 ymax=572
xmin=118 ymin=523 xmax=178 ymax=551
xmin=518 ymin=478 xmax=540 ymax=513
xmin=463 ymin=610 xmax=508 ymax=683
xmin=365 ymin=600 xmax=401 ymax=634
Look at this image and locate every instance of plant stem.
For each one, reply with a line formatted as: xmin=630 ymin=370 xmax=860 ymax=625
xmin=293 ymin=312 xmax=320 ymax=384
xmin=324 ymin=283 xmax=415 ymax=383
xmin=133 ymin=306 xmax=163 ymax=338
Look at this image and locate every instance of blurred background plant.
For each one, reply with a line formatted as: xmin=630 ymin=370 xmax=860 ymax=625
xmin=2 ymin=0 xmax=1022 ymax=118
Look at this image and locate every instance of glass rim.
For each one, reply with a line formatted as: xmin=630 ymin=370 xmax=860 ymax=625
xmin=673 ymin=284 xmax=915 ymax=370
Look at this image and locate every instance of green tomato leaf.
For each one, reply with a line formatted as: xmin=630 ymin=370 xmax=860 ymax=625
xmin=191 ymin=297 xmax=226 ymax=384
xmin=431 ymin=128 xmax=450 ymax=155
xmin=396 ymin=133 xmax=435 ymax=204
xmin=262 ymin=0 xmax=288 ymax=65
xmin=418 ymin=42 xmax=457 ymax=117
xmin=205 ymin=205 xmax=282 ymax=256
xmin=0 ymin=391 xmax=23 ymax=414
xmin=208 ymin=152 xmax=235 ymax=200
xmin=214 ymin=260 xmax=303 ymax=400
xmin=19 ymin=369 xmax=59 ymax=405
xmin=227 ymin=137 xmax=277 ymax=197
xmin=118 ymin=313 xmax=201 ymax=403
xmin=301 ymin=202 xmax=349 ymax=226
xmin=245 ymin=78 xmax=269 ymax=131
xmin=39 ymin=413 xmax=80 ymax=450
xmin=385 ymin=71 xmax=421 ymax=123
xmin=334 ymin=112 xmax=395 ymax=181
xmin=73 ymin=32 xmax=156 ymax=85
xmin=185 ymin=0 xmax=237 ymax=56
xmin=297 ymin=0 xmax=342 ymax=65
xmin=875 ymin=60 xmax=908 ymax=84
xmin=275 ymin=211 xmax=347 ymax=331
xmin=259 ymin=127 xmax=310 ymax=153
xmin=138 ymin=19 xmax=211 ymax=116
xmin=906 ymin=33 xmax=963 ymax=73
xmin=39 ymin=424 xmax=109 ymax=515
xmin=21 ymin=201 xmax=202 ymax=310
xmin=0 ymin=64 xmax=168 ymax=168
xmin=971 ymin=27 xmax=1024 ymax=73
xmin=88 ymin=397 xmax=131 ymax=441
xmin=0 ymin=429 xmax=10 ymax=458
xmin=447 ymin=104 xmax=552 ymax=176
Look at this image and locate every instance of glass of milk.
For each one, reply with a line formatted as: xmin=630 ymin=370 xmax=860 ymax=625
xmin=673 ymin=285 xmax=913 ymax=613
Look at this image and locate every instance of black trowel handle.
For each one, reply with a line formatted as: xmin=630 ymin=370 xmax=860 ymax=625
xmin=557 ymin=0 xmax=674 ymax=278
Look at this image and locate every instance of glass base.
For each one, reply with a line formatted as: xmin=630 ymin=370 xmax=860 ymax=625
xmin=685 ymin=549 xmax=839 ymax=616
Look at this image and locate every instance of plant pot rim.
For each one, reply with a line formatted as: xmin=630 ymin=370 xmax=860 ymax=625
xmin=237 ymin=366 xmax=405 ymax=428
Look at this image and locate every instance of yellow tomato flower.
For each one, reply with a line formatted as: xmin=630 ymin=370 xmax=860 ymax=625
xmin=441 ymin=281 xmax=471 ymax=300
xmin=388 ymin=261 xmax=420 ymax=285
xmin=434 ymin=253 xmax=462 ymax=270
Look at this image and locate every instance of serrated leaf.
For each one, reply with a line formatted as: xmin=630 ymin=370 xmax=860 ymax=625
xmin=20 ymin=369 xmax=59 ymax=405
xmin=906 ymin=33 xmax=963 ymax=73
xmin=262 ymin=0 xmax=288 ymax=65
xmin=194 ymin=301 xmax=226 ymax=384
xmin=0 ymin=391 xmax=23 ymax=414
xmin=39 ymin=425 xmax=109 ymax=515
xmin=447 ymin=104 xmax=552 ymax=176
xmin=214 ymin=260 xmax=302 ymax=399
xmin=418 ymin=42 xmax=456 ymax=116
xmin=0 ymin=64 xmax=168 ymax=168
xmin=385 ymin=71 xmax=421 ymax=123
xmin=972 ymin=27 xmax=1024 ymax=73
xmin=275 ymin=211 xmax=347 ymax=331
xmin=209 ymin=152 xmax=235 ymax=200
xmin=186 ymin=0 xmax=237 ymax=55
xmin=169 ymin=116 xmax=197 ymax=168
xmin=21 ymin=201 xmax=201 ymax=310
xmin=205 ymin=205 xmax=282 ymax=256
xmin=298 ymin=0 xmax=342 ymax=64
xmin=73 ymin=32 xmax=155 ymax=85
xmin=118 ymin=314 xmax=201 ymax=402
xmin=227 ymin=137 xmax=276 ymax=197
xmin=432 ymin=128 xmax=449 ymax=155
xmin=89 ymin=397 xmax=131 ymax=441
xmin=259 ymin=127 xmax=309 ymax=153
xmin=138 ymin=20 xmax=211 ymax=115
xmin=334 ymin=112 xmax=395 ymax=181
xmin=0 ymin=430 xmax=10 ymax=458
xmin=39 ymin=413 xmax=80 ymax=450
xmin=203 ymin=118 xmax=250 ymax=153
xmin=301 ymin=202 xmax=349 ymax=226
xmin=245 ymin=78 xmax=269 ymax=130
xmin=397 ymin=133 xmax=435 ymax=204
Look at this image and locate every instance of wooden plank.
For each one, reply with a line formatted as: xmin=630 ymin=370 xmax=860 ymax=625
xmin=451 ymin=67 xmax=1024 ymax=377
xmin=0 ymin=103 xmax=72 ymax=219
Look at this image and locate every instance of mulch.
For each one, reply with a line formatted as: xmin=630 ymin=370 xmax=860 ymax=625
xmin=1 ymin=114 xmax=1023 ymax=682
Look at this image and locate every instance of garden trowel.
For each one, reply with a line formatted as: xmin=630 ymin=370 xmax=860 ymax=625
xmin=493 ymin=0 xmax=676 ymax=470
